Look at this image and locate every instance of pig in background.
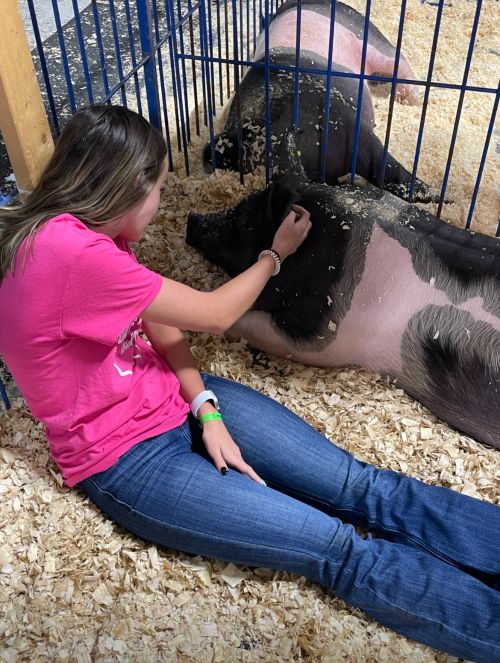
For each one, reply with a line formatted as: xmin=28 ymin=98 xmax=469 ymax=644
xmin=187 ymin=174 xmax=500 ymax=449
xmin=253 ymin=0 xmax=419 ymax=105
xmin=203 ymin=0 xmax=436 ymax=201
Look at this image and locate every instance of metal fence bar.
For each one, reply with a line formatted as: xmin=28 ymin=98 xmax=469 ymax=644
xmin=436 ymin=0 xmax=482 ymax=218
xmin=224 ymin=0 xmax=231 ymax=98
xmin=71 ymin=0 xmax=94 ymax=103
xmin=166 ymin=0 xmax=190 ymax=171
xmin=0 ymin=192 xmax=17 ymax=207
xmin=124 ymin=0 xmax=144 ymax=114
xmin=349 ymin=0 xmax=371 ymax=183
xmin=379 ymin=0 xmax=407 ymax=188
xmin=178 ymin=53 xmax=498 ymax=95
xmin=408 ymin=0 xmax=445 ymax=202
xmin=246 ymin=0 xmax=250 ymax=65
xmin=199 ymin=0 xmax=216 ymax=141
xmin=0 ymin=378 xmax=10 ymax=411
xmin=320 ymin=0 xmax=338 ymax=182
xmin=253 ymin=0 xmax=257 ymax=53
xmin=151 ymin=0 xmax=173 ymax=141
xmin=198 ymin=3 xmax=209 ymax=126
xmin=215 ymin=0 xmax=224 ymax=106
xmin=465 ymin=84 xmax=499 ymax=231
xmin=136 ymin=0 xmax=161 ymax=129
xmin=27 ymin=0 xmax=60 ymax=132
xmin=263 ymin=0 xmax=271 ymax=182
xmin=239 ymin=0 xmax=244 ymax=79
xmin=51 ymin=0 xmax=77 ymax=112
xmin=153 ymin=0 xmax=176 ymax=171
xmin=176 ymin=0 xmax=193 ymax=139
xmin=108 ymin=0 xmax=128 ymax=106
xmin=207 ymin=0 xmax=217 ymax=115
xmin=91 ymin=1 xmax=111 ymax=100
xmin=187 ymin=1 xmax=202 ymax=136
xmin=292 ymin=0 xmax=302 ymax=130
xmin=230 ymin=0 xmax=245 ymax=183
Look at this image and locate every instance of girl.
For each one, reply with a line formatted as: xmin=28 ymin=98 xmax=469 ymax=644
xmin=0 ymin=104 xmax=498 ymax=662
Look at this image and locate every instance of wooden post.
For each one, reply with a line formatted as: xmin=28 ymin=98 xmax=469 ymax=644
xmin=0 ymin=0 xmax=54 ymax=193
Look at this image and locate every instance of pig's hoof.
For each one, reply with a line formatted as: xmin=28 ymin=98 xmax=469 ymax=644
xmin=396 ymin=85 xmax=421 ymax=106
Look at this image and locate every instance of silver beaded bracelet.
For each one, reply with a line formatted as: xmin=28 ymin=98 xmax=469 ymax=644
xmin=258 ymin=249 xmax=281 ymax=276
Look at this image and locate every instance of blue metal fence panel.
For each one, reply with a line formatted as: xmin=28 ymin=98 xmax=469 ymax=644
xmin=2 ymin=0 xmax=498 ymax=212
xmin=0 ymin=0 xmax=497 ymax=237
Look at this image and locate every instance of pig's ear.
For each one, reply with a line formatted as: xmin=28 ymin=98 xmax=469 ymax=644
xmin=202 ymin=130 xmax=240 ymax=172
xmin=267 ymin=175 xmax=303 ymax=225
xmin=202 ymin=127 xmax=261 ymax=173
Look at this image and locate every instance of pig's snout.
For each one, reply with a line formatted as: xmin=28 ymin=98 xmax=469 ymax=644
xmin=186 ymin=211 xmax=208 ymax=248
xmin=186 ymin=211 xmax=225 ymax=260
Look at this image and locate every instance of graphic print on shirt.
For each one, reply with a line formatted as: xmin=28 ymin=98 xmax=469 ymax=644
xmin=114 ymin=317 xmax=142 ymax=377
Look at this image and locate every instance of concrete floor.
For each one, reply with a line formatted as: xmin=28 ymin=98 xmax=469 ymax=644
xmin=18 ymin=0 xmax=90 ymax=46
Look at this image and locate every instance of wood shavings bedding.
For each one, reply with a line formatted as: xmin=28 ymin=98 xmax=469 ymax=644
xmin=1 ymin=1 xmax=498 ymax=661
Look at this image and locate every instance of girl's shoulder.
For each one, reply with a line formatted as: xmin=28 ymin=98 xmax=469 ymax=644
xmin=36 ymin=214 xmax=127 ymax=260
xmin=13 ymin=214 xmax=130 ymax=286
xmin=41 ymin=213 xmax=104 ymax=245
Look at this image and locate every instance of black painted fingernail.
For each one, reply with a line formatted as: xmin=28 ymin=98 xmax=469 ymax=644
xmin=220 ymin=466 xmax=228 ymax=476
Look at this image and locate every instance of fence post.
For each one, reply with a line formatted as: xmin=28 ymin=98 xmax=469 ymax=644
xmin=136 ymin=0 xmax=161 ymax=130
xmin=0 ymin=0 xmax=54 ymax=193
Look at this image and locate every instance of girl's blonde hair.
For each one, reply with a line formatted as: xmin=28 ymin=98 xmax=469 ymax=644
xmin=0 ymin=104 xmax=167 ymax=282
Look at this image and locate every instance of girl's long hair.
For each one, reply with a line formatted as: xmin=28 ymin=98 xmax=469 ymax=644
xmin=0 ymin=104 xmax=167 ymax=282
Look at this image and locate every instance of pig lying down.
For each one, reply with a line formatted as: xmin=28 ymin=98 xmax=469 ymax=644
xmin=204 ymin=1 xmax=429 ymax=199
xmin=254 ymin=0 xmax=419 ymax=105
xmin=187 ymin=175 xmax=500 ymax=449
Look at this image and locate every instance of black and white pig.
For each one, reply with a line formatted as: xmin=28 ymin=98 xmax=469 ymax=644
xmin=254 ymin=0 xmax=419 ymax=105
xmin=203 ymin=0 xmax=430 ymax=200
xmin=187 ymin=175 xmax=500 ymax=448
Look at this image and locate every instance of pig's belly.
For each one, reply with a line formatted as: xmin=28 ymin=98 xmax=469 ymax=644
xmin=300 ymin=225 xmax=500 ymax=372
xmin=253 ymin=10 xmax=389 ymax=75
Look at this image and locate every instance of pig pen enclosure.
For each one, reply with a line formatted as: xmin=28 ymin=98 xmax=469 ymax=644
xmin=0 ymin=0 xmax=499 ymax=660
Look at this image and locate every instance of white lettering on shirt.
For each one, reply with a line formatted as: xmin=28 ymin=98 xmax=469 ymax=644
xmin=114 ymin=318 xmax=143 ymax=377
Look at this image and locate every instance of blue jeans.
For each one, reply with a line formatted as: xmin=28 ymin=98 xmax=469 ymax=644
xmin=79 ymin=374 xmax=500 ymax=662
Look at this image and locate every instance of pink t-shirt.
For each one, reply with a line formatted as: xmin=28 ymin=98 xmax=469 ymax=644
xmin=0 ymin=214 xmax=189 ymax=486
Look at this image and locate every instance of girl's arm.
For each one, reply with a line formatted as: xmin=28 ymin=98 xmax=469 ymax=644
xmin=142 ymin=320 xmax=263 ymax=484
xmin=141 ymin=206 xmax=311 ymax=334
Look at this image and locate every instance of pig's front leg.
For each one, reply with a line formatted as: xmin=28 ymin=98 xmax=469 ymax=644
xmin=227 ymin=312 xmax=338 ymax=368
xmin=226 ymin=311 xmax=341 ymax=366
xmin=226 ymin=310 xmax=292 ymax=356
xmin=226 ymin=311 xmax=298 ymax=359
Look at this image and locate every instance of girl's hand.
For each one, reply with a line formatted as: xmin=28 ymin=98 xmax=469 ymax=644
xmin=202 ymin=420 xmax=265 ymax=485
xmin=271 ymin=204 xmax=312 ymax=260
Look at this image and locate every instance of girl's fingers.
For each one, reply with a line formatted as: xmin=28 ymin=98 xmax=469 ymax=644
xmin=205 ymin=445 xmax=227 ymax=475
xmin=204 ymin=429 xmax=266 ymax=485
xmin=222 ymin=452 xmax=265 ymax=485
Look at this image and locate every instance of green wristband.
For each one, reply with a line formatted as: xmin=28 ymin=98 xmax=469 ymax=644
xmin=199 ymin=411 xmax=223 ymax=426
